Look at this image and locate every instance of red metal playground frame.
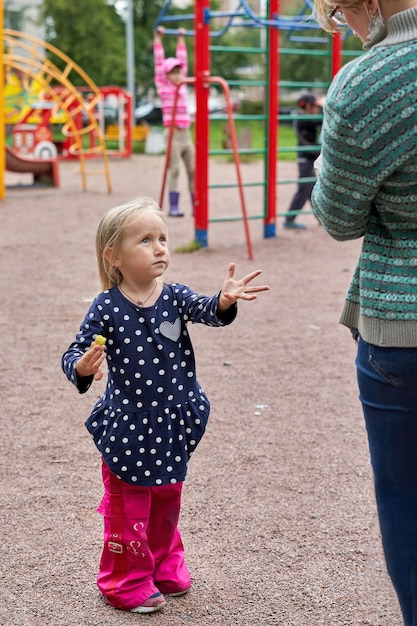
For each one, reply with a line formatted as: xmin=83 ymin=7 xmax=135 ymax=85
xmin=159 ymin=0 xmax=343 ymax=257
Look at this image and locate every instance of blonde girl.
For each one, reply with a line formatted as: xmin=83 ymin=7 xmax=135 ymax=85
xmin=62 ymin=196 xmax=268 ymax=614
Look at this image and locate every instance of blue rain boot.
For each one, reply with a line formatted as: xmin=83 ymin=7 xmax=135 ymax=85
xmin=168 ymin=191 xmax=184 ymax=217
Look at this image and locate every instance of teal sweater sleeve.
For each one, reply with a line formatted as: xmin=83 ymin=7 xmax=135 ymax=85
xmin=312 ymin=48 xmax=417 ymax=241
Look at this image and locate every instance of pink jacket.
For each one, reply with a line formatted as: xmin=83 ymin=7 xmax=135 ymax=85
xmin=153 ymin=41 xmax=191 ymax=129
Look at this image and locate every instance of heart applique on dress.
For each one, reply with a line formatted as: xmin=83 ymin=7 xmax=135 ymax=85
xmin=159 ymin=318 xmax=181 ymax=342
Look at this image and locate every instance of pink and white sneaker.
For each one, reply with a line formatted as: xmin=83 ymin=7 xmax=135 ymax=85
xmin=130 ymin=592 xmax=166 ymax=614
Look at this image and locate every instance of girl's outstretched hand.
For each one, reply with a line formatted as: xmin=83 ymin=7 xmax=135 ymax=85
xmin=75 ymin=343 xmax=107 ymax=382
xmin=218 ymin=263 xmax=269 ymax=312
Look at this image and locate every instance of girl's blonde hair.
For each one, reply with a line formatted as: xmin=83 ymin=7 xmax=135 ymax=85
xmin=96 ymin=196 xmax=165 ymax=291
xmin=314 ymin=0 xmax=364 ymax=32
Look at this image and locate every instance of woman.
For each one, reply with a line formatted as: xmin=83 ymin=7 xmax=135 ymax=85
xmin=311 ymin=2 xmax=417 ymax=625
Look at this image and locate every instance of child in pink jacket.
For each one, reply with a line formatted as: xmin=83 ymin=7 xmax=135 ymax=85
xmin=154 ymin=26 xmax=195 ymax=217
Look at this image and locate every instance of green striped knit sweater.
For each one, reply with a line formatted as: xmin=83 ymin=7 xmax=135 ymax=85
xmin=311 ymin=7 xmax=417 ymax=347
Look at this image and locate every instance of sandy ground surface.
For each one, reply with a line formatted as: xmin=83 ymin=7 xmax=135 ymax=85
xmin=0 ymin=154 xmax=404 ymax=626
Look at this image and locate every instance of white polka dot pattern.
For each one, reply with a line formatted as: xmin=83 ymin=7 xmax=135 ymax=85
xmin=61 ymin=283 xmax=237 ymax=485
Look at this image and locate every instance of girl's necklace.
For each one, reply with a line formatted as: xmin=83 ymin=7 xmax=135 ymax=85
xmin=119 ymin=280 xmax=158 ymax=307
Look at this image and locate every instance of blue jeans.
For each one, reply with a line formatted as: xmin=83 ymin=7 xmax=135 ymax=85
xmin=356 ymin=337 xmax=417 ymax=626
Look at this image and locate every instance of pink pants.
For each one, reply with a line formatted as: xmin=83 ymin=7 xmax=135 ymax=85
xmin=96 ymin=460 xmax=191 ymax=611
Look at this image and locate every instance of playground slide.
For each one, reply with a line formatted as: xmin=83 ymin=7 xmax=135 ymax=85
xmin=5 ymin=145 xmax=59 ymax=187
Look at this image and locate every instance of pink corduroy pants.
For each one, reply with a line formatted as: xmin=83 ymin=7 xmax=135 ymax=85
xmin=96 ymin=460 xmax=191 ymax=611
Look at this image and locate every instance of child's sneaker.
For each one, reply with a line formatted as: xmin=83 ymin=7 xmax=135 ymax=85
xmin=130 ymin=592 xmax=166 ymax=613
xmin=165 ymin=587 xmax=190 ymax=597
xmin=157 ymin=584 xmax=191 ymax=597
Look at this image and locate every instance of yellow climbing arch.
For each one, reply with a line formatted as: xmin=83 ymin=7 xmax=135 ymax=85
xmin=3 ymin=28 xmax=112 ymax=193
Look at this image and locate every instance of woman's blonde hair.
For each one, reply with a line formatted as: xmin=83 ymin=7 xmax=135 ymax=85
xmin=96 ymin=196 xmax=165 ymax=291
xmin=314 ymin=0 xmax=363 ymax=32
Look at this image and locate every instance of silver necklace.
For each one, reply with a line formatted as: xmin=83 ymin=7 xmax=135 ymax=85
xmin=119 ymin=280 xmax=158 ymax=306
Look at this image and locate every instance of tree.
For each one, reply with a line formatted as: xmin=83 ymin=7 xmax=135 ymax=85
xmin=42 ymin=0 xmax=360 ymax=102
xmin=210 ymin=27 xmax=264 ymax=87
xmin=42 ymin=0 xmax=126 ymax=86
xmin=279 ymin=2 xmax=363 ymax=88
xmin=42 ymin=0 xmax=195 ymax=94
xmin=132 ymin=0 xmax=194 ymax=98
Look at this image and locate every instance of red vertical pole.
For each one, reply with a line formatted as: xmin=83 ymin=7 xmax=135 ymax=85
xmin=124 ymin=91 xmax=133 ymax=158
xmin=210 ymin=76 xmax=253 ymax=260
xmin=331 ymin=32 xmax=342 ymax=79
xmin=264 ymin=0 xmax=279 ymax=238
xmin=194 ymin=0 xmax=210 ymax=247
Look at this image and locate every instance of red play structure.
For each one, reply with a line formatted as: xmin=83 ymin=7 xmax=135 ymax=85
xmin=3 ymin=29 xmax=113 ymax=193
xmin=156 ymin=0 xmax=345 ymax=257
xmin=56 ymin=85 xmax=135 ymax=160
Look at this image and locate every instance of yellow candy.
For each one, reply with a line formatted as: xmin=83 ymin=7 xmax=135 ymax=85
xmin=94 ymin=335 xmax=107 ymax=346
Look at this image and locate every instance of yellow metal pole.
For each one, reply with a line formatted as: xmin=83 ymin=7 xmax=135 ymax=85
xmin=0 ymin=1 xmax=5 ymax=199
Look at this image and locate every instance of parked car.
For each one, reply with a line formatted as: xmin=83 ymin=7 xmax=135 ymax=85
xmin=188 ymin=95 xmax=240 ymax=119
xmin=82 ymin=101 xmax=119 ymax=125
xmin=134 ymin=97 xmax=240 ymax=126
xmin=134 ymin=102 xmax=163 ymax=125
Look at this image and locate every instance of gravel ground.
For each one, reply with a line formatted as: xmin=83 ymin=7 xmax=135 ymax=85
xmin=0 ymin=155 xmax=403 ymax=625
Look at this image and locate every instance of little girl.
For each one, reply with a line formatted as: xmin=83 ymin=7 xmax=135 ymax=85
xmin=61 ymin=196 xmax=268 ymax=614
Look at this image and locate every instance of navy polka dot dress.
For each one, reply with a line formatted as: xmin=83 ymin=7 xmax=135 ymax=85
xmin=62 ymin=283 xmax=236 ymax=486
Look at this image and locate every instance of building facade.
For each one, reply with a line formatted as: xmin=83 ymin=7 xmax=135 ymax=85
xmin=4 ymin=0 xmax=45 ymax=40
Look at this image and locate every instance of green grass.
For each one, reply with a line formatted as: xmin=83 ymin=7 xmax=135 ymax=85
xmin=129 ymin=121 xmax=298 ymax=160
xmin=206 ymin=119 xmax=297 ymax=162
xmin=277 ymin=125 xmax=298 ymax=161
xmin=174 ymin=239 xmax=202 ymax=253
